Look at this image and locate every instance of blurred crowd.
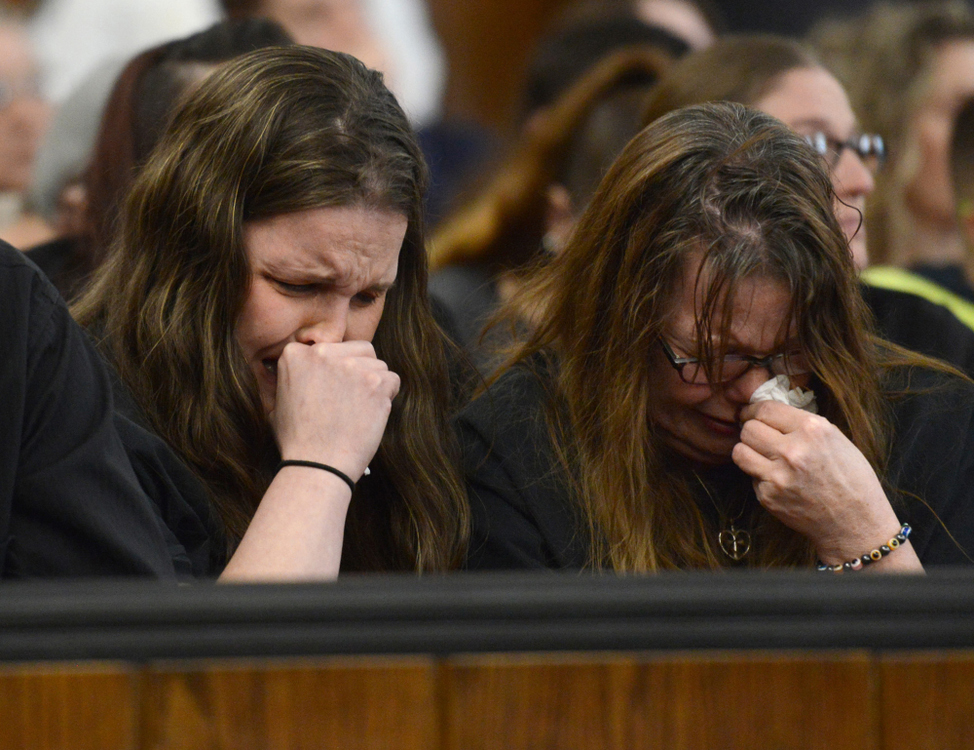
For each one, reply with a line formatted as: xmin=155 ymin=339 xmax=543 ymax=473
xmin=2 ymin=0 xmax=974 ymax=327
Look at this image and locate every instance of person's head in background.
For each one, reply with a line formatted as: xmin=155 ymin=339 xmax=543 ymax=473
xmin=221 ymin=0 xmax=385 ymax=67
xmin=36 ymin=19 xmax=291 ymax=300
xmin=522 ymin=9 xmax=689 ymax=121
xmin=642 ymin=35 xmax=882 ymax=270
xmin=0 ymin=11 xmax=47 ymax=193
xmin=949 ymin=94 xmax=974 ymax=289
xmin=76 ymin=46 xmax=466 ymax=571
xmin=427 ymin=13 xmax=688 ymax=365
xmin=425 ymin=10 xmax=686 ymax=240
xmin=433 ymin=47 xmax=677 ymax=269
xmin=85 ymin=19 xmax=292 ymax=261
xmin=557 ymin=0 xmax=722 ymax=53
xmin=811 ymin=0 xmax=974 ymax=269
xmin=0 ymin=9 xmax=51 ymax=246
xmin=458 ymin=10 xmax=691 ymax=263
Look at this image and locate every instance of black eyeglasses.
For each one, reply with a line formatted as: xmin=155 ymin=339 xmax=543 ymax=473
xmin=659 ymin=338 xmax=811 ymax=385
xmin=804 ymin=131 xmax=885 ymax=173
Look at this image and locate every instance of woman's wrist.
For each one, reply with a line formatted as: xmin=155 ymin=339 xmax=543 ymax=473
xmin=816 ymin=523 xmax=912 ymax=572
xmin=813 ymin=501 xmax=903 ymax=565
xmin=277 ymin=443 xmax=365 ymax=481
xmin=276 ymin=460 xmax=357 ymax=494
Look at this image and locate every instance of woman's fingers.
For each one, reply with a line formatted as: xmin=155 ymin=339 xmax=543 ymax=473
xmin=735 ymin=404 xmax=902 ymax=562
xmin=738 ymin=416 xmax=786 ymax=459
xmin=271 ymin=340 xmax=400 ymax=479
xmin=731 ymin=440 xmax=775 ymax=478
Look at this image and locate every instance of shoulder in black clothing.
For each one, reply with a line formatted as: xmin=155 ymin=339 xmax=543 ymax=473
xmin=908 ymin=264 xmax=974 ymax=304
xmin=97 ymin=333 xmax=228 ymax=578
xmin=862 ymin=282 xmax=974 ymax=377
xmin=0 ymin=242 xmax=177 ymax=578
xmin=456 ymin=357 xmax=588 ymax=570
xmin=114 ymin=414 xmax=226 ymax=578
xmin=883 ymin=368 xmax=974 ymax=566
xmin=24 ymin=235 xmax=89 ymax=303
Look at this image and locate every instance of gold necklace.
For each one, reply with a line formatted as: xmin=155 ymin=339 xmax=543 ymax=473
xmin=693 ymin=473 xmax=751 ymax=562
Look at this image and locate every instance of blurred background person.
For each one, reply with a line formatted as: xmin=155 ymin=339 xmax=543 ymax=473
xmin=0 ymin=8 xmax=51 ymax=248
xmin=640 ymin=34 xmax=974 ymax=372
xmin=561 ymin=0 xmax=721 ymax=51
xmin=812 ymin=0 xmax=974 ymax=273
xmin=948 ymin=94 xmax=974 ymax=301
xmin=520 ymin=4 xmax=691 ymax=122
xmin=25 ymin=0 xmax=219 ymax=104
xmin=428 ymin=11 xmax=689 ymax=371
xmin=219 ymin=0 xmax=445 ymax=127
xmin=217 ymin=0 xmax=472 ymax=231
xmin=26 ymin=18 xmax=292 ymax=301
xmin=429 ymin=48 xmax=677 ymax=373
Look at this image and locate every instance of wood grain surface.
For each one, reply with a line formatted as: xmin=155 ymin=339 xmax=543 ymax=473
xmin=444 ymin=652 xmax=876 ymax=750
xmin=879 ymin=652 xmax=974 ymax=750
xmin=4 ymin=652 xmax=973 ymax=749
xmin=139 ymin=658 xmax=438 ymax=750
xmin=0 ymin=663 xmax=137 ymax=750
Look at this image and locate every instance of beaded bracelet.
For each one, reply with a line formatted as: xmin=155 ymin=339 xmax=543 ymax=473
xmin=816 ymin=523 xmax=912 ymax=573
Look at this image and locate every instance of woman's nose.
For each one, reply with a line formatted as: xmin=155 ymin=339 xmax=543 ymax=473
xmin=723 ymin=364 xmax=775 ymax=404
xmin=294 ymin=303 xmax=349 ymax=345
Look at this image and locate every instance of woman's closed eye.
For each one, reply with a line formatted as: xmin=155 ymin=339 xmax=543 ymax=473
xmin=353 ymin=289 xmax=386 ymax=307
xmin=274 ymin=278 xmax=319 ymax=295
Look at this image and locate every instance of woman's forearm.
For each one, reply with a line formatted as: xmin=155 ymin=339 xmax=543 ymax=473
xmin=218 ymin=465 xmax=352 ymax=582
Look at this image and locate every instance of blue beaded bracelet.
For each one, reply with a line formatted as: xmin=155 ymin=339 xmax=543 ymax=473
xmin=816 ymin=523 xmax=912 ymax=573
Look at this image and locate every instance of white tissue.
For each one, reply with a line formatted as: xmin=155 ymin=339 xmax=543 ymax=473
xmin=749 ymin=374 xmax=818 ymax=414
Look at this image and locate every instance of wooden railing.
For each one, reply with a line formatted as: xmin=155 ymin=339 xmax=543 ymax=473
xmin=2 ymin=570 xmax=973 ymax=749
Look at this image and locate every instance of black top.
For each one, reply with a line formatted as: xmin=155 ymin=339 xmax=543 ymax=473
xmin=428 ymin=263 xmax=503 ymax=375
xmin=0 ymin=242 xmax=179 ymax=578
xmin=863 ymin=283 xmax=974 ymax=376
xmin=908 ymin=264 xmax=974 ymax=305
xmin=457 ymin=358 xmax=974 ymax=570
xmin=113 ymin=414 xmax=224 ymax=578
xmin=24 ymin=235 xmax=89 ymax=304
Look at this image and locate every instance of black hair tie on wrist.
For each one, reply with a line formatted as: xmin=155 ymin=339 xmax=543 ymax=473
xmin=276 ymin=460 xmax=356 ymax=494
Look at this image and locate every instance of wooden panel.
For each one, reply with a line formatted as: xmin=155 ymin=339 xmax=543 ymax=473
xmin=613 ymin=653 xmax=876 ymax=750
xmin=444 ymin=654 xmax=617 ymax=749
xmin=0 ymin=662 xmax=137 ymax=750
xmin=879 ymin=652 xmax=974 ymax=750
xmin=428 ymin=0 xmax=571 ymax=132
xmin=445 ymin=652 xmax=875 ymax=750
xmin=140 ymin=657 xmax=439 ymax=750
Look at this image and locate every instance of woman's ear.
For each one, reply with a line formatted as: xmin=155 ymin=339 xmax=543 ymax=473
xmin=543 ymin=183 xmax=575 ymax=255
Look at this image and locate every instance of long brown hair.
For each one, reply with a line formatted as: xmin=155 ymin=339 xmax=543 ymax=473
xmin=429 ymin=47 xmax=677 ymax=272
xmin=75 ymin=46 xmax=468 ymax=571
xmin=496 ymin=102 xmax=889 ymax=571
